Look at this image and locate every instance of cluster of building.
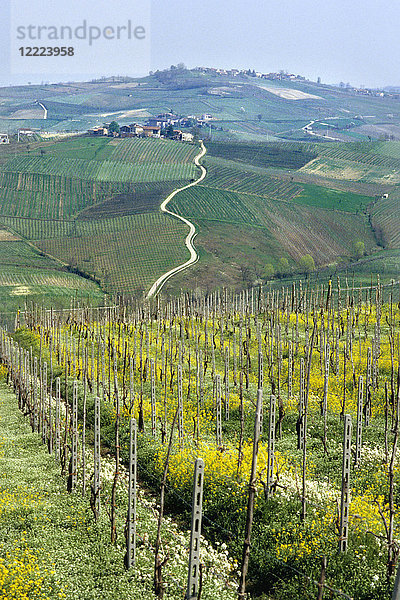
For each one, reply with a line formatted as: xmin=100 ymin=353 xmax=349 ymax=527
xmin=193 ymin=66 xmax=306 ymax=81
xmin=349 ymin=87 xmax=400 ymax=99
xmin=87 ymin=111 xmax=215 ymax=141
xmin=88 ymin=123 xmax=163 ymax=138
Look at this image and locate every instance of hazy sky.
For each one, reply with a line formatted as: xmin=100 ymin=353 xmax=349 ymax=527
xmin=1 ymin=0 xmax=399 ymax=88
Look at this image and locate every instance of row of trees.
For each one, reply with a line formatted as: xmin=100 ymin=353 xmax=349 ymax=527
xmin=251 ymin=240 xmax=366 ymax=285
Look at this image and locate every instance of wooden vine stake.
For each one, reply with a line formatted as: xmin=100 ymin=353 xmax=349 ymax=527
xmin=185 ymin=458 xmax=205 ymax=600
xmin=33 ymin=356 xmax=38 ymax=433
xmin=178 ymin=363 xmax=184 ymax=446
xmin=125 ymin=417 xmax=137 ymax=569
xmin=339 ymin=414 xmax=352 ymax=552
xmin=55 ymin=376 xmax=60 ymax=461
xmin=70 ymin=380 xmax=78 ymax=493
xmin=92 ymin=395 xmax=101 ymax=520
xmin=238 ymin=389 xmax=262 ymax=599
xmin=355 ymin=376 xmax=363 ymax=467
xmin=265 ymin=395 xmax=276 ymax=500
xmin=215 ymin=374 xmax=222 ymax=446
xmin=151 ymin=358 xmax=156 ymax=437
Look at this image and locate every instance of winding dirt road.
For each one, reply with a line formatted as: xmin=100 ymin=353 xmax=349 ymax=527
xmin=146 ymin=141 xmax=207 ymax=298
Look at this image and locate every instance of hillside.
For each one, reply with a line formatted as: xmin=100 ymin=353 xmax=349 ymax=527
xmin=2 ymin=67 xmax=400 ymax=143
xmin=0 ymin=132 xmax=400 ymax=304
xmin=0 ymin=69 xmax=399 ymax=305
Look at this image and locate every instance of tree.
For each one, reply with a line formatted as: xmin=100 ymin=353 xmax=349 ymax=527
xmin=190 ymin=127 xmax=201 ymax=142
xmin=165 ymin=124 xmax=174 ymax=138
xmin=108 ymin=121 xmax=120 ymax=134
xmin=298 ymin=254 xmax=315 ymax=274
xmin=278 ymin=257 xmax=290 ymax=276
xmin=352 ymin=240 xmax=365 ymax=260
xmin=257 ymin=114 xmax=262 ymax=121
xmin=264 ymin=264 xmax=274 ymax=280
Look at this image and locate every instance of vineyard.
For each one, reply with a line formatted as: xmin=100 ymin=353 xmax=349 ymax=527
xmin=3 ymin=281 xmax=400 ymax=599
xmin=206 ymin=141 xmax=318 ymax=170
xmin=370 ymin=191 xmax=400 ymax=248
xmin=109 ymin=137 xmax=199 ymax=165
xmin=169 ymin=185 xmax=378 ymax=266
xmin=0 ymin=136 xmax=203 ymax=298
xmin=3 ymin=155 xmax=197 ymax=184
xmin=0 ymin=133 xmax=398 ymax=300
xmin=34 ymin=213 xmax=190 ymax=293
xmin=203 ymin=159 xmax=303 ymax=200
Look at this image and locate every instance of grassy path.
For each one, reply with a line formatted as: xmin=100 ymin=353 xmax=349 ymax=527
xmin=0 ymin=379 xmax=235 ymax=599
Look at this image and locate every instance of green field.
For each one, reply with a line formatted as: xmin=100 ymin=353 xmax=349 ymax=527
xmin=0 ymin=236 xmax=103 ymax=318
xmin=293 ymin=183 xmax=372 ymax=213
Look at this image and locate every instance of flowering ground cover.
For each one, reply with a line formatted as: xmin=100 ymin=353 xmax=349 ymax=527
xmin=6 ymin=282 xmax=400 ymax=598
xmin=0 ymin=374 xmax=236 ymax=599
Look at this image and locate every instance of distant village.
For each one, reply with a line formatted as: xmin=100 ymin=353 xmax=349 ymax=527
xmin=191 ymin=66 xmax=400 ymax=100
xmin=87 ymin=112 xmax=216 ymax=141
xmin=193 ymin=66 xmax=307 ymax=82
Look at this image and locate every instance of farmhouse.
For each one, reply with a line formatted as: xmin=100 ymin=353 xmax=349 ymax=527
xmin=18 ymin=128 xmax=35 ymax=136
xmin=142 ymin=126 xmax=161 ymax=138
xmin=0 ymin=134 xmax=9 ymax=144
xmin=88 ymin=126 xmax=108 ymax=136
xmin=172 ymin=130 xmax=194 ymax=142
xmin=147 ymin=114 xmax=181 ymax=128
xmin=120 ymin=124 xmax=144 ymax=137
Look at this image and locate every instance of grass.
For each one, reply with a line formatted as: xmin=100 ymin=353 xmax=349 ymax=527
xmin=293 ymin=182 xmax=373 ymax=213
xmin=0 ymin=236 xmax=103 ymax=317
xmin=0 ymin=379 xmax=235 ymax=599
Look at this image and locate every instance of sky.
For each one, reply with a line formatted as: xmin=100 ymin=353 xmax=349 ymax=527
xmin=1 ymin=0 xmax=399 ymax=88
